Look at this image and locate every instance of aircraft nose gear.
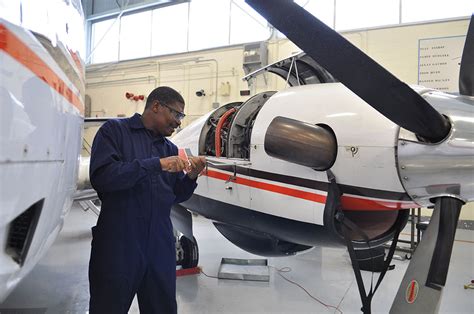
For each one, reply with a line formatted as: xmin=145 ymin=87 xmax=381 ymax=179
xmin=336 ymin=211 xmax=404 ymax=314
xmin=326 ymin=170 xmax=404 ymax=314
xmin=176 ymin=234 xmax=199 ymax=269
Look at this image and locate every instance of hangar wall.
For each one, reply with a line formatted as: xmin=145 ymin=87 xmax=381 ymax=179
xmin=84 ymin=17 xmax=473 ymax=219
xmin=85 ymin=17 xmax=470 ymax=123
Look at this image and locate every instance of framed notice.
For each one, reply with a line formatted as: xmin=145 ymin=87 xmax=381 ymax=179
xmin=418 ymin=35 xmax=466 ymax=92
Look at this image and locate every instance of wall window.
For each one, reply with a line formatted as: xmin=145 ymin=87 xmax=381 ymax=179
xmin=296 ymin=0 xmax=335 ymax=28
xmin=90 ymin=18 xmax=120 ymax=63
xmin=188 ymin=0 xmax=231 ymax=51
xmin=402 ymin=0 xmax=473 ymax=23
xmin=152 ymin=3 xmax=189 ymax=55
xmin=230 ymin=0 xmax=271 ymax=45
xmin=87 ymin=0 xmax=472 ymax=64
xmin=119 ymin=11 xmax=152 ymax=60
xmin=336 ymin=0 xmax=400 ymax=30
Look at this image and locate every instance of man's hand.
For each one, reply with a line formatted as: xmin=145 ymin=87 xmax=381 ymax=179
xmin=187 ymin=156 xmax=206 ymax=179
xmin=160 ymin=156 xmax=188 ymax=172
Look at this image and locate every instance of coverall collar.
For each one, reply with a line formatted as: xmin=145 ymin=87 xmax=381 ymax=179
xmin=130 ymin=113 xmax=165 ymax=142
xmin=130 ymin=113 xmax=145 ymax=130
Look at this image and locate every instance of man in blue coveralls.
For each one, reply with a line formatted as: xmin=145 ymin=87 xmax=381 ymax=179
xmin=88 ymin=86 xmax=205 ymax=313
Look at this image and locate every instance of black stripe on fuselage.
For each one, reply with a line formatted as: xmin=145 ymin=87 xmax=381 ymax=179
xmin=207 ymin=163 xmax=411 ymax=201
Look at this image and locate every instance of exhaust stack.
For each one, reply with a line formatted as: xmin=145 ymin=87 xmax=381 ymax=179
xmin=264 ymin=116 xmax=337 ymax=171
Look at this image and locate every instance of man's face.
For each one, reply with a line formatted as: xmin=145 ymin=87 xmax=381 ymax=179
xmin=152 ymin=101 xmax=185 ymax=136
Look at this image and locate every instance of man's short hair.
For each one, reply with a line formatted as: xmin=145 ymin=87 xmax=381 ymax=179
xmin=145 ymin=86 xmax=185 ymax=110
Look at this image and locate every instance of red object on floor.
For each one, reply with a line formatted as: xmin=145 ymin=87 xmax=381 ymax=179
xmin=176 ymin=266 xmax=201 ymax=277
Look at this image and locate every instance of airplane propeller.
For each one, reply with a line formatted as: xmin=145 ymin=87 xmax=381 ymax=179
xmin=245 ymin=1 xmax=472 ymax=313
xmin=245 ymin=0 xmax=451 ymax=143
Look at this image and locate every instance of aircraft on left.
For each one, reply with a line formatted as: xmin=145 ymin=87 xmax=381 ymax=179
xmin=0 ymin=0 xmax=86 ymax=301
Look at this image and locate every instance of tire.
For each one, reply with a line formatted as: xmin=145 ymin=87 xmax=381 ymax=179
xmin=179 ymin=236 xmax=199 ymax=269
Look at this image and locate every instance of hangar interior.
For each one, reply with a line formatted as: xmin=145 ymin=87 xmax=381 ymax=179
xmin=1 ymin=0 xmax=473 ymax=313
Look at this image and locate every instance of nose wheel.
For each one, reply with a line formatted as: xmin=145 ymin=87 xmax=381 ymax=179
xmin=176 ymin=235 xmax=199 ymax=269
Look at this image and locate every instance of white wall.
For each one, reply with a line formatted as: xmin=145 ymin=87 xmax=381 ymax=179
xmin=86 ymin=47 xmax=252 ymax=123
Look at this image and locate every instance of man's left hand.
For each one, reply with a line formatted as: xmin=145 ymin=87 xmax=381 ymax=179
xmin=187 ymin=156 xmax=206 ymax=179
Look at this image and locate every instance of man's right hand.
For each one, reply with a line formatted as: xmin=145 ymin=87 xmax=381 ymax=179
xmin=160 ymin=156 xmax=187 ymax=172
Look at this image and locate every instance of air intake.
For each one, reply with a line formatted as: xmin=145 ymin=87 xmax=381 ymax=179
xmin=6 ymin=199 xmax=44 ymax=265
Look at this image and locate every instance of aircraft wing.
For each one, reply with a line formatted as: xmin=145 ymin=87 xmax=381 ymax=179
xmin=84 ymin=117 xmax=110 ymax=128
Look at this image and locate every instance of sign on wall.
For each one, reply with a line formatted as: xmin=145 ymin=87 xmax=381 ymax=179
xmin=418 ymin=35 xmax=466 ymax=93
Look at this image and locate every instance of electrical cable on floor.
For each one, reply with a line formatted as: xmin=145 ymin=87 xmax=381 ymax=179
xmin=336 ymin=279 xmax=354 ymax=311
xmin=199 ymin=266 xmax=343 ymax=313
xmin=269 ymin=266 xmax=343 ymax=314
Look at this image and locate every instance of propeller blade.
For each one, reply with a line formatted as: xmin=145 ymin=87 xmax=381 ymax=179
xmin=390 ymin=197 xmax=463 ymax=313
xmin=459 ymin=15 xmax=474 ymax=96
xmin=245 ymin=0 xmax=450 ymax=142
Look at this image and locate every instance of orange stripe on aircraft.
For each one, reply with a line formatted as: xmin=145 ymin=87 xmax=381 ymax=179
xmin=0 ymin=23 xmax=84 ymax=115
xmin=205 ymin=169 xmax=417 ymax=211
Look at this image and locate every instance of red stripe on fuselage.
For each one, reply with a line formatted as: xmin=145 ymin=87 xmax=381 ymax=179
xmin=205 ymin=169 xmax=417 ymax=211
xmin=206 ymin=169 xmax=327 ymax=203
xmin=0 ymin=23 xmax=84 ymax=115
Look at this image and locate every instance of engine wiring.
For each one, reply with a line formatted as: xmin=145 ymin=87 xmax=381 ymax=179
xmin=198 ymin=266 xmax=343 ymax=313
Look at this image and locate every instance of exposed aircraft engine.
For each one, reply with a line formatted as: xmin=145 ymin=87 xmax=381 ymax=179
xmin=200 ymin=92 xmax=276 ymax=159
xmin=264 ymin=116 xmax=337 ymax=170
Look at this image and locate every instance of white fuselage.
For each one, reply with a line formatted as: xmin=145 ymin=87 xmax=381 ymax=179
xmin=0 ymin=2 xmax=84 ymax=301
xmin=173 ymin=83 xmax=417 ymax=227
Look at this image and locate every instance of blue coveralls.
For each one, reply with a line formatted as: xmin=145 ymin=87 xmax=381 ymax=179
xmin=88 ymin=113 xmax=197 ymax=313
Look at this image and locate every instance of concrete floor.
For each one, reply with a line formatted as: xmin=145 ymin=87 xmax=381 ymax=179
xmin=1 ymin=204 xmax=473 ymax=313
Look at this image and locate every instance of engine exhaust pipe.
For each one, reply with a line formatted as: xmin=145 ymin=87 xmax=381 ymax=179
xmin=264 ymin=116 xmax=337 ymax=170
